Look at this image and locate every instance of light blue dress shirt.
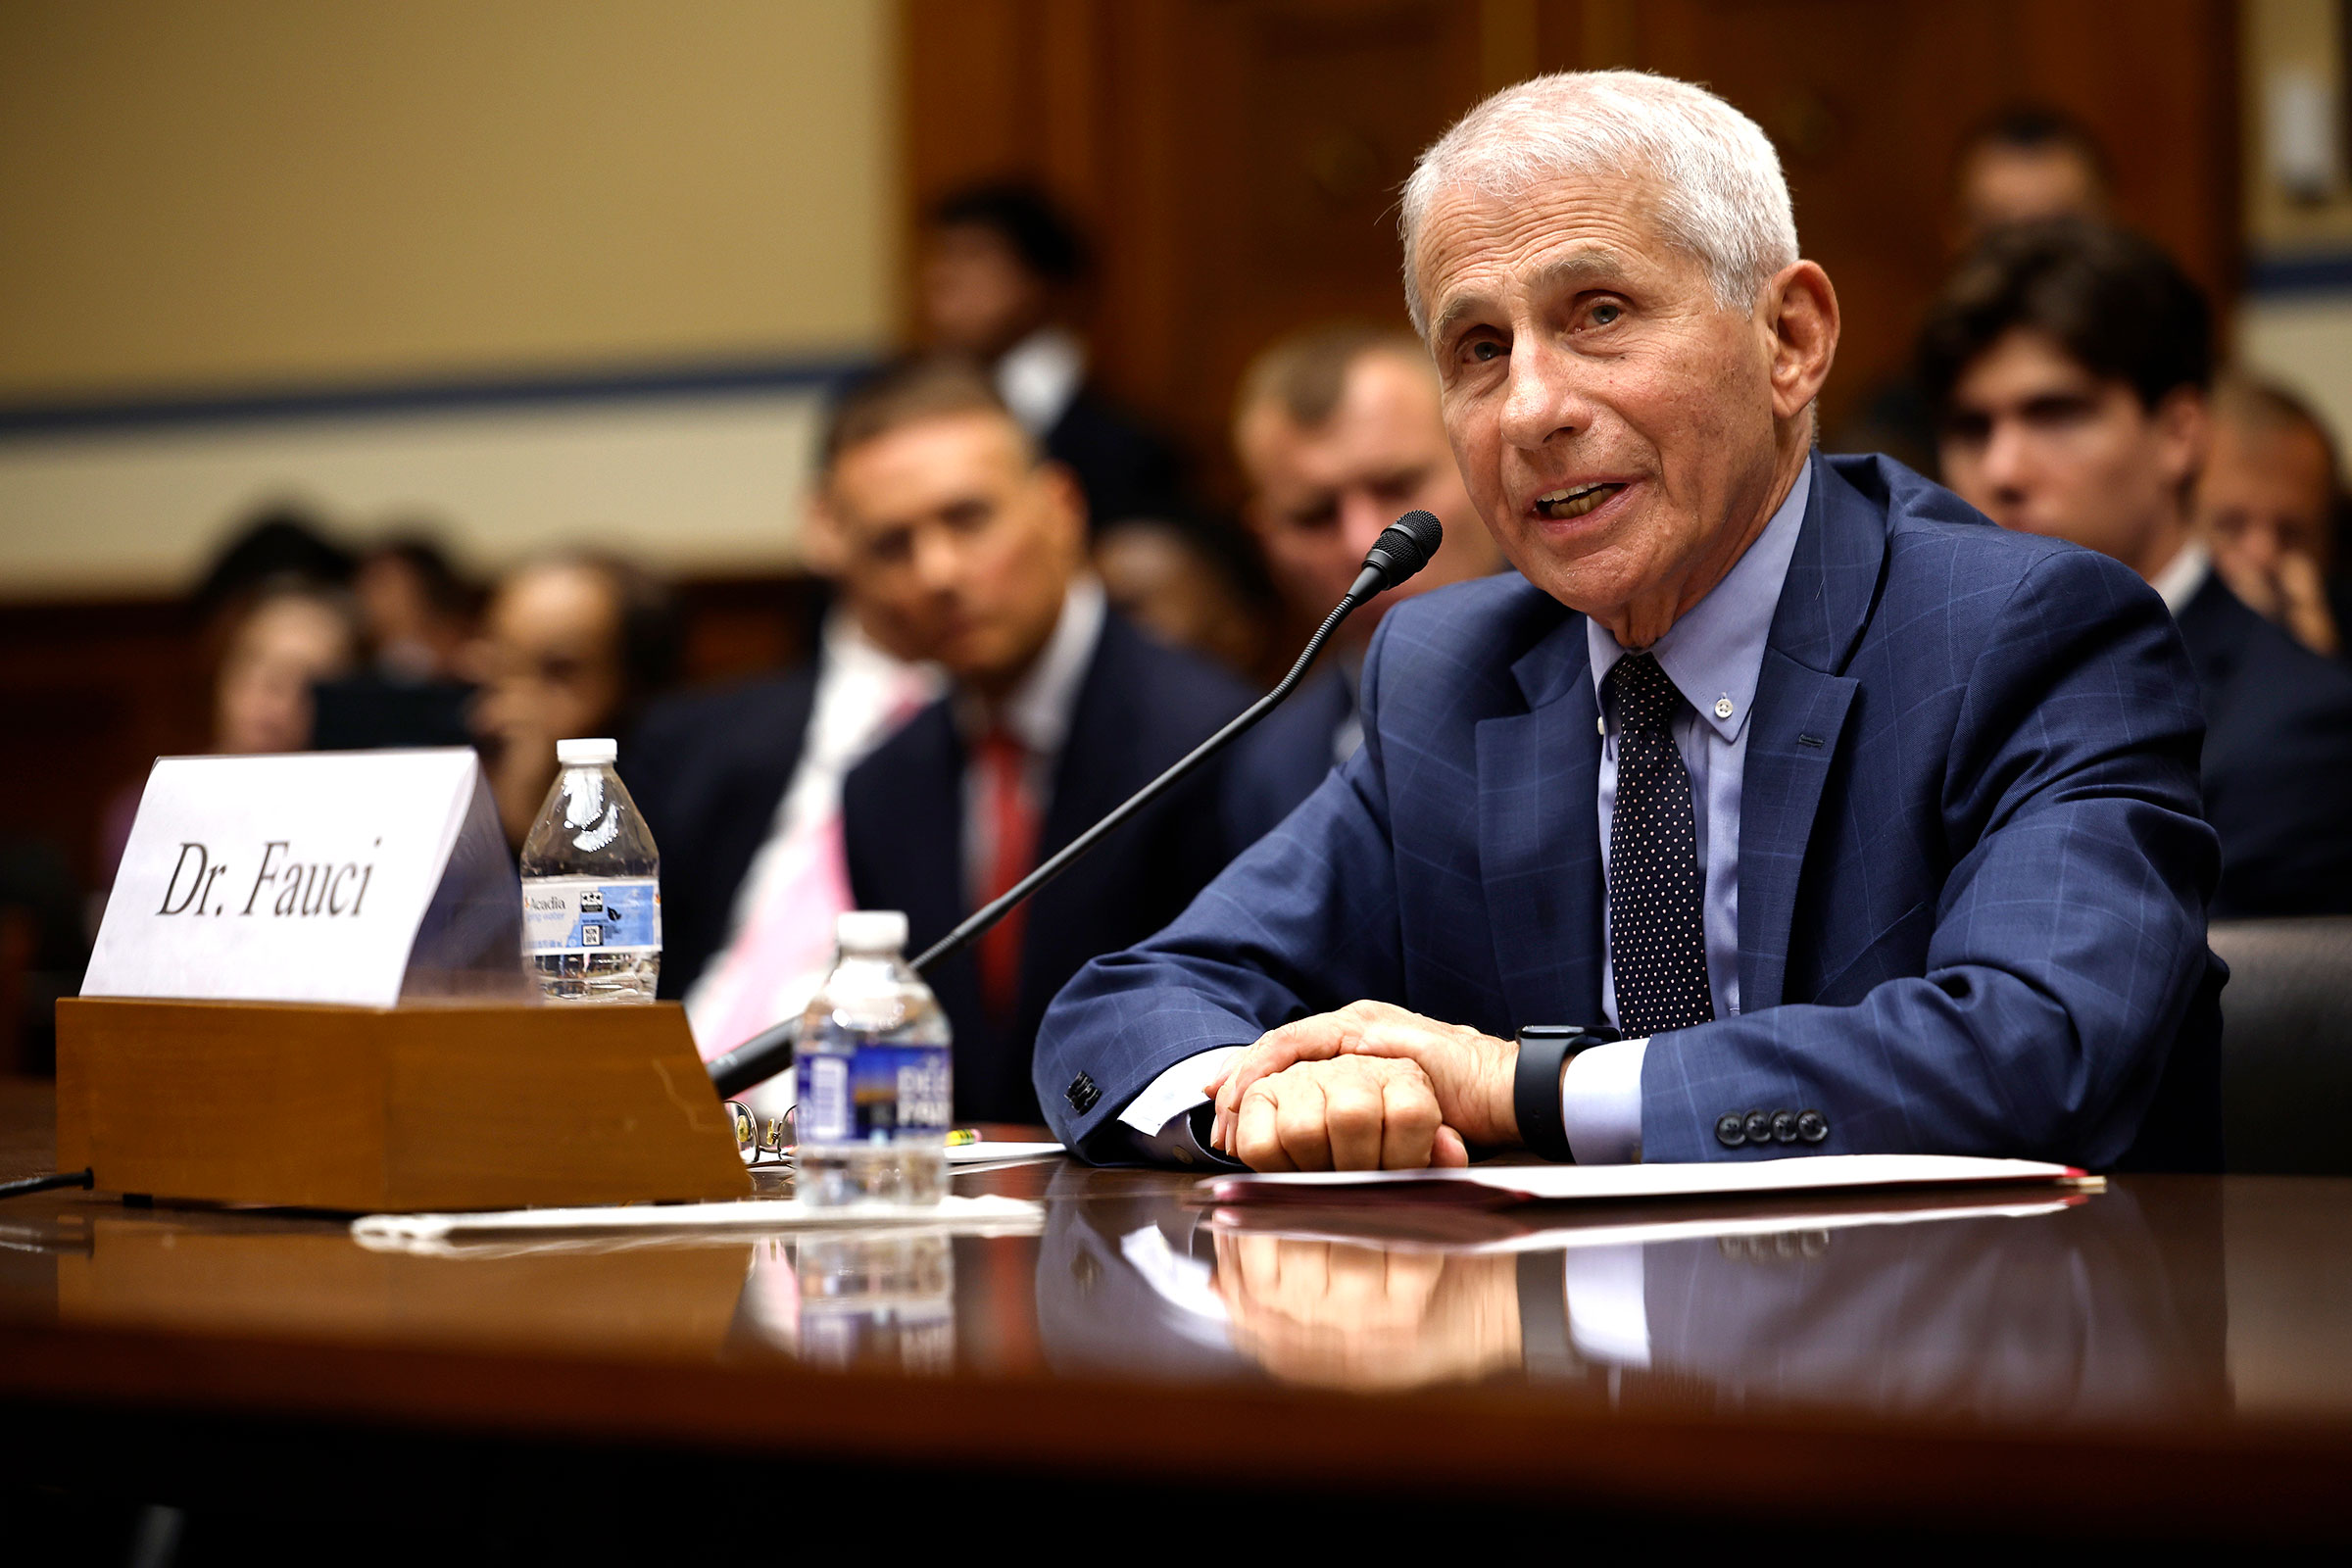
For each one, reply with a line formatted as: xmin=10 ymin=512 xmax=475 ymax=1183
xmin=1563 ymin=460 xmax=1812 ymax=1162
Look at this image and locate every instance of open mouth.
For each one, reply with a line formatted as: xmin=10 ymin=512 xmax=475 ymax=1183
xmin=1533 ymin=480 xmax=1626 ymax=520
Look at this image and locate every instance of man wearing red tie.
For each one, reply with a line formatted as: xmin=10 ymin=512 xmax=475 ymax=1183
xmin=826 ymin=360 xmax=1254 ymax=1122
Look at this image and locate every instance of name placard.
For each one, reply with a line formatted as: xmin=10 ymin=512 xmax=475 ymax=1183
xmin=83 ymin=749 xmax=522 ymax=1006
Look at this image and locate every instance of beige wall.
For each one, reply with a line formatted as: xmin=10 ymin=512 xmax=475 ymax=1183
xmin=0 ymin=0 xmax=900 ymax=398
xmin=0 ymin=1 xmax=899 ymax=595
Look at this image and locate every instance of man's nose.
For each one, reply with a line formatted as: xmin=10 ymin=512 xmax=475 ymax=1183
xmin=1979 ymin=420 xmax=2034 ymax=501
xmin=1497 ymin=339 xmax=1587 ymax=451
xmin=1338 ymin=492 xmax=1391 ymax=559
xmin=910 ymin=526 xmax=962 ymax=594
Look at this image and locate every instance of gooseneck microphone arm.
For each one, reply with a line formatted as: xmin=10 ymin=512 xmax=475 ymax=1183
xmin=705 ymin=510 xmax=1446 ymax=1099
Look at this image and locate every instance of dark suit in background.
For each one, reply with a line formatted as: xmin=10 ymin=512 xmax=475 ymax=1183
xmin=1045 ymin=388 xmax=1189 ymax=532
xmin=622 ymin=671 xmax=816 ymax=998
xmin=844 ymin=610 xmax=1251 ymax=1122
xmin=1221 ymin=664 xmax=1354 ymax=852
xmin=2173 ymin=572 xmax=2352 ymax=916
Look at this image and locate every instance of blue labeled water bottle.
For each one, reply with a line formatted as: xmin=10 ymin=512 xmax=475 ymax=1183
xmin=519 ymin=738 xmax=661 ymax=1004
xmin=795 ymin=910 xmax=952 ymax=1207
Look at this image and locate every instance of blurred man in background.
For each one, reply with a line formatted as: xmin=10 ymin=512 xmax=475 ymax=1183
xmin=1834 ymin=104 xmax=2114 ymax=473
xmin=466 ymin=555 xmax=679 ymax=850
xmin=1221 ymin=323 xmax=1507 ymax=846
xmin=2195 ymin=374 xmax=2348 ymax=659
xmin=824 ymin=359 xmax=1251 ymax=1122
xmin=919 ymin=180 xmax=1187 ymax=530
xmin=1923 ymin=219 xmax=2352 ymax=917
xmin=626 ymin=478 xmax=940 ymax=1071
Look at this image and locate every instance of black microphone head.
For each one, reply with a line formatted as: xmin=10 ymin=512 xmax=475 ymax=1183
xmin=1356 ymin=509 xmax=1445 ymax=594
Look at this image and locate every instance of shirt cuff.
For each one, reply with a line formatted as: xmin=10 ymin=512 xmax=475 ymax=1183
xmin=1561 ymin=1037 xmax=1646 ymax=1164
xmin=1117 ymin=1045 xmax=1248 ymax=1136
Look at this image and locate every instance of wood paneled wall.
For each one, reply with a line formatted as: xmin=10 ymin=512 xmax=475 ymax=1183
xmin=903 ymin=0 xmax=2239 ymax=499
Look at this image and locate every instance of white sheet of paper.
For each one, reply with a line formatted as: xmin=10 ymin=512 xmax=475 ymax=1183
xmin=1198 ymin=1153 xmax=2085 ymax=1206
xmin=351 ymin=1192 xmax=1044 ymax=1251
xmin=83 ymin=749 xmax=484 ymax=1006
xmin=945 ymin=1140 xmax=1064 ymax=1165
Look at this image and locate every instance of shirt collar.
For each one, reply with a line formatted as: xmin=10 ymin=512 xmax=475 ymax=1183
xmin=1586 ymin=457 xmax=1813 ymax=743
xmin=958 ymin=574 xmax=1105 ymax=757
xmin=2149 ymin=537 xmax=2210 ymax=615
xmin=996 ymin=326 xmax=1087 ymax=438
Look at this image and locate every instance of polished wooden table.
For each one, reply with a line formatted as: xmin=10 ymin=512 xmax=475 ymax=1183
xmin=1 ymin=1076 xmax=2348 ymax=1551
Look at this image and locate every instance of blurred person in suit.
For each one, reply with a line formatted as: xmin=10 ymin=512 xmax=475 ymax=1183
xmin=826 ymin=359 xmax=1252 ymax=1122
xmin=626 ymin=486 xmax=941 ymax=1066
xmin=920 ymin=181 xmax=1188 ymax=530
xmin=1094 ymin=512 xmax=1277 ymax=681
xmin=1922 ymin=219 xmax=2352 ymax=918
xmin=1222 ymin=324 xmax=1508 ymax=848
xmin=465 ymin=555 xmax=679 ymax=851
xmin=1038 ymin=73 xmax=2221 ymax=1176
xmin=1831 ymin=104 xmax=2114 ymax=474
xmin=2195 ymin=373 xmax=2349 ymax=659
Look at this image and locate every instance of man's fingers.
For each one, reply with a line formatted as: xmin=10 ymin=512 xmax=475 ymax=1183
xmin=1322 ymin=1070 xmax=1386 ymax=1170
xmin=1378 ymin=1072 xmax=1444 ymax=1169
xmin=1431 ymin=1124 xmax=1471 ymax=1168
xmin=1274 ymin=1074 xmax=1335 ymax=1172
xmin=1234 ymin=1085 xmax=1294 ymax=1172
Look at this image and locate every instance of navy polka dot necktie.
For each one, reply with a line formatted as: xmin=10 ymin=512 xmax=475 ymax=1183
xmin=1604 ymin=652 xmax=1717 ymax=1036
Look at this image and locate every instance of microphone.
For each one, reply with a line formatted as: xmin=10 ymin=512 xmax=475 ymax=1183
xmin=706 ymin=510 xmax=1446 ymax=1097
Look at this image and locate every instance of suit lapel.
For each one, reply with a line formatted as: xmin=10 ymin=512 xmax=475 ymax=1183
xmin=1738 ymin=457 xmax=1883 ymax=1010
xmin=866 ymin=700 xmax=968 ymax=958
xmin=1477 ymin=614 xmax=1605 ymax=1029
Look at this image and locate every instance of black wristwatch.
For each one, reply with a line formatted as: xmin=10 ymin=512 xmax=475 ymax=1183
xmin=1514 ymin=1024 xmax=1622 ymax=1162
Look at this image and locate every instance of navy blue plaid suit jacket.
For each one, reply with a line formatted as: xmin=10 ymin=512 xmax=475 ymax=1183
xmin=1035 ymin=455 xmax=2225 ymax=1170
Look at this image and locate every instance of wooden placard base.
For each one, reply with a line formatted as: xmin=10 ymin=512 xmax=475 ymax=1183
xmin=55 ymin=998 xmax=751 ymax=1211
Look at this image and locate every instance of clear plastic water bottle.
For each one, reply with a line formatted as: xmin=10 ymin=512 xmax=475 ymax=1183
xmin=795 ymin=910 xmax=951 ymax=1207
xmin=519 ymin=737 xmax=661 ymax=1004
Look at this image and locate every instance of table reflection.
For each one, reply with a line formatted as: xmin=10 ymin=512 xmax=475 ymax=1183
xmin=730 ymin=1232 xmax=957 ymax=1376
xmin=1033 ymin=1166 xmax=2231 ymax=1424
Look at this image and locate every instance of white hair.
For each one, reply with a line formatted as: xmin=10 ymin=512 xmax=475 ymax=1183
xmin=1399 ymin=71 xmax=1799 ymax=335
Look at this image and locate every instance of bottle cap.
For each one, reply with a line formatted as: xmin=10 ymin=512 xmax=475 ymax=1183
xmin=556 ymin=737 xmax=617 ymax=765
xmin=836 ymin=909 xmax=908 ymax=954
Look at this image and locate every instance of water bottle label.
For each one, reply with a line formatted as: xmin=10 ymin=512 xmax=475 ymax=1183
xmin=521 ymin=877 xmax=662 ymax=954
xmin=797 ymin=1042 xmax=953 ymax=1144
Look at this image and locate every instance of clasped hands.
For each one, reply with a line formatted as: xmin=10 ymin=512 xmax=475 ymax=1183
xmin=1203 ymin=1001 xmax=1519 ymax=1170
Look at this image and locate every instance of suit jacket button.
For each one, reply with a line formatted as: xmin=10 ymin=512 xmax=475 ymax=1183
xmin=1715 ymin=1113 xmax=1746 ymax=1148
xmin=1771 ymin=1110 xmax=1799 ymax=1144
xmin=1796 ymin=1109 xmax=1829 ymax=1144
xmin=1065 ymin=1073 xmax=1101 ymax=1113
xmin=1742 ymin=1109 xmax=1773 ymax=1145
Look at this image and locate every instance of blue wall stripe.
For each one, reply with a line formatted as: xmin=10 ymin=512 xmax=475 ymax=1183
xmin=0 ymin=354 xmax=877 ymax=440
xmin=2245 ymin=252 xmax=2352 ymax=298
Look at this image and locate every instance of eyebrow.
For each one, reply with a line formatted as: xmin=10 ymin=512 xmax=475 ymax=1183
xmin=1427 ymin=244 xmax=1635 ymax=345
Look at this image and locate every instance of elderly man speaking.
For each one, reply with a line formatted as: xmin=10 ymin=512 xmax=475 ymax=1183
xmin=1034 ymin=72 xmax=2223 ymax=1172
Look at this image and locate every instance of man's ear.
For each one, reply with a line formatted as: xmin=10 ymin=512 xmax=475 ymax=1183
xmin=801 ymin=491 xmax=846 ymax=578
xmin=1764 ymin=261 xmax=1840 ymax=422
xmin=2151 ymin=386 xmax=2210 ymax=496
xmin=1035 ymin=458 xmax=1090 ymax=558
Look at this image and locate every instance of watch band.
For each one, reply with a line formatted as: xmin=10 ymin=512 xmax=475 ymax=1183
xmin=1514 ymin=1025 xmax=1621 ymax=1162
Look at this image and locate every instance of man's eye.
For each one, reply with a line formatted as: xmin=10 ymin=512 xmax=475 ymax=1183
xmin=1590 ymin=301 xmax=1623 ymax=326
xmin=1466 ymin=339 xmax=1503 ymax=364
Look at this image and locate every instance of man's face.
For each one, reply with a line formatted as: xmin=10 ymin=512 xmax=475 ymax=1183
xmin=1936 ymin=329 xmax=2204 ymax=576
xmin=469 ymin=563 xmax=627 ymax=752
xmin=920 ymin=224 xmax=1050 ymax=361
xmin=826 ymin=412 xmax=1084 ymax=693
xmin=2198 ymin=415 xmax=2336 ymax=583
xmin=1237 ymin=351 xmax=1502 ymax=641
xmin=1417 ymin=174 xmax=1795 ymax=634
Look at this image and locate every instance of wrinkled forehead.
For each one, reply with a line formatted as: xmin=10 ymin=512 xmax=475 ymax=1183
xmin=1410 ymin=172 xmax=1689 ymax=335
